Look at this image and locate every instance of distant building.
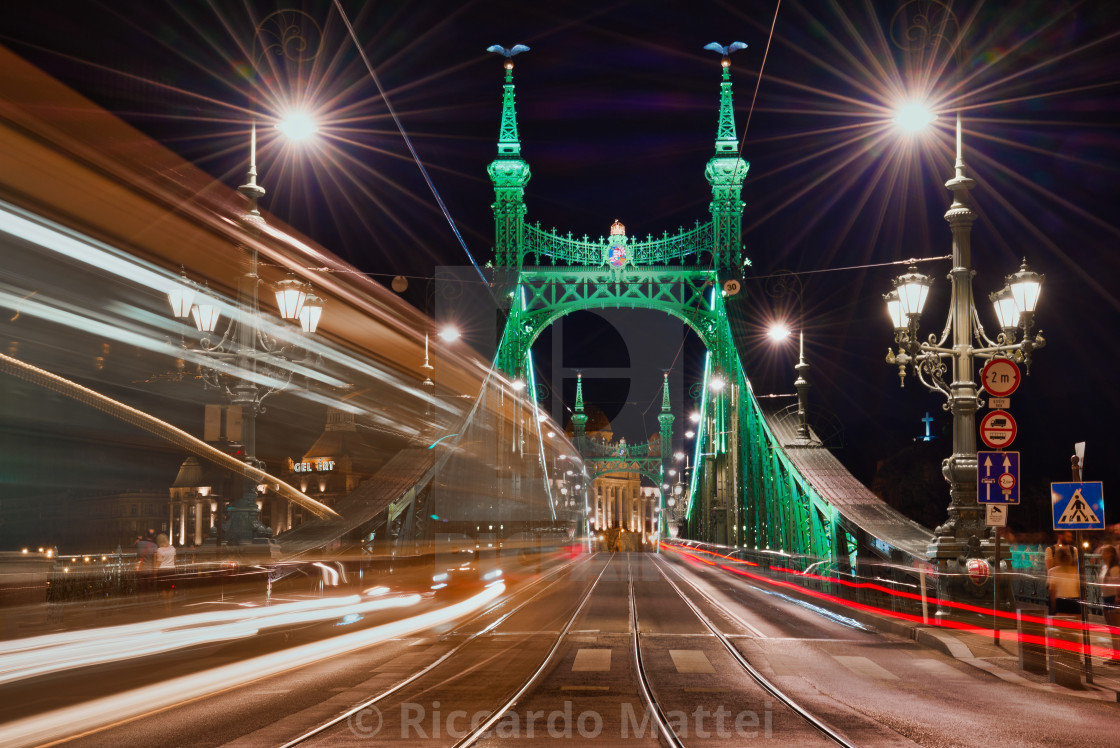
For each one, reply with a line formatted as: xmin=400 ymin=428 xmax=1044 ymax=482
xmin=276 ymin=407 xmax=387 ymax=534
xmin=567 ymin=403 xmax=658 ymax=535
xmin=76 ymin=491 xmax=168 ymax=551
xmin=168 ymin=456 xmax=215 ymax=546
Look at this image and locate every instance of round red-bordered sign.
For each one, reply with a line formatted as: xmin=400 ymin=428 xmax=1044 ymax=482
xmin=980 ymin=410 xmax=1017 ymax=449
xmin=966 ymin=558 xmax=991 ymax=586
xmin=981 ymin=358 xmax=1021 ymax=397
xmin=997 ymin=473 xmax=1016 ymax=491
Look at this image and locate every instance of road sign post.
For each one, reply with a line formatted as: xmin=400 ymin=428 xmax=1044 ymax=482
xmin=1053 ymin=471 xmax=1106 ymax=686
xmin=994 ymin=522 xmax=1002 ymax=643
xmin=977 ymin=359 xmax=1021 ymax=639
xmin=983 ymin=502 xmax=1010 ymax=642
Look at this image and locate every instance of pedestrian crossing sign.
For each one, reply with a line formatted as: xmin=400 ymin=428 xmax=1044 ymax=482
xmin=1051 ymin=482 xmax=1106 ymax=530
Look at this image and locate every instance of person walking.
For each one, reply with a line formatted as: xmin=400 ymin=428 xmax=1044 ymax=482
xmin=154 ymin=533 xmax=177 ymax=611
xmin=1045 ymin=530 xmax=1076 ymax=570
xmin=1098 ymin=544 xmax=1119 ymax=659
xmin=1048 ymin=545 xmax=1080 ymax=616
xmin=134 ymin=533 xmax=157 ymax=596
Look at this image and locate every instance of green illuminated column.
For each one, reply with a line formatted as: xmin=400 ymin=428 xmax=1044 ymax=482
xmin=572 ymin=372 xmax=588 ymax=447
xmin=704 ymin=57 xmax=749 ymax=269
xmin=487 ymin=57 xmax=531 ymax=268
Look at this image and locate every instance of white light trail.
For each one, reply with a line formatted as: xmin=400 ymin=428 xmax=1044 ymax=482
xmin=0 ymin=593 xmax=418 ymax=686
xmin=0 ymin=582 xmax=505 ymax=747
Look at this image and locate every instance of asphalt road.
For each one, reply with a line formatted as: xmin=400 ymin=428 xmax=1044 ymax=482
xmin=3 ymin=550 xmax=1118 ymax=747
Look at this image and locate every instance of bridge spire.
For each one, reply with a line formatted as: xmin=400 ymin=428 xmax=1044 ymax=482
xmin=703 ymin=43 xmax=749 ymax=270
xmin=657 ymin=372 xmax=674 ymax=460
xmin=572 ymin=372 xmax=588 ymax=443
xmin=486 ymin=45 xmax=531 ymax=267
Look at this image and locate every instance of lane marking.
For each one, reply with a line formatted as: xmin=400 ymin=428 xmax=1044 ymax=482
xmin=560 ymin=685 xmax=610 ymax=691
xmin=911 ymin=658 xmax=968 ymax=679
xmin=669 ymin=649 xmax=715 ymax=674
xmin=572 ymin=648 xmax=612 ymax=672
xmin=831 ymin=655 xmax=899 ymax=680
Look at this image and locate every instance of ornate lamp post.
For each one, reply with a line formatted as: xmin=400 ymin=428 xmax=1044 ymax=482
xmin=765 ymin=270 xmax=812 ymax=443
xmin=884 ymin=110 xmax=1044 ymax=600
xmin=166 ymin=121 xmax=325 ymax=546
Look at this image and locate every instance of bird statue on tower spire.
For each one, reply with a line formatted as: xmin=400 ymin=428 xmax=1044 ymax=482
xmin=703 ymin=41 xmax=749 ymax=269
xmin=486 ymin=44 xmax=532 ymax=268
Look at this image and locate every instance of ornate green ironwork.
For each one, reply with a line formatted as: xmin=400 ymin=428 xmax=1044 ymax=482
xmin=570 ymin=374 xmax=668 ymax=490
xmin=496 ymin=268 xmax=721 ymax=377
xmin=484 ymin=47 xmax=854 ymax=567
xmin=686 ymin=355 xmax=835 ymax=559
xmin=706 ymin=60 xmax=749 ymax=270
xmin=571 ymin=371 xmax=588 ymax=441
xmin=487 ymin=53 xmax=530 ymax=267
xmin=521 ymin=220 xmax=713 ymax=267
xmin=488 ymin=50 xmax=746 ymax=274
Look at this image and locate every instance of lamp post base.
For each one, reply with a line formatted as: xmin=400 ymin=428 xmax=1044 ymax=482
xmin=926 ymin=533 xmax=1014 ymax=619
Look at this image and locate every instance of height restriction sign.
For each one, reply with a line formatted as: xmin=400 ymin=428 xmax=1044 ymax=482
xmin=981 ymin=359 xmax=1021 ymax=398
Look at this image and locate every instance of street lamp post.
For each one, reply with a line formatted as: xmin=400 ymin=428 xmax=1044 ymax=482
xmin=765 ymin=270 xmax=811 ymax=442
xmin=167 ymin=121 xmax=325 ymax=546
xmin=884 ymin=110 xmax=1044 ymax=603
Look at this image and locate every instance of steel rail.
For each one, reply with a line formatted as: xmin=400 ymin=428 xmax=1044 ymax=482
xmin=452 ymin=553 xmax=616 ymax=748
xmin=280 ymin=552 xmax=599 ymax=747
xmin=628 ymin=554 xmax=686 ymax=748
xmin=654 ymin=555 xmax=858 ymax=748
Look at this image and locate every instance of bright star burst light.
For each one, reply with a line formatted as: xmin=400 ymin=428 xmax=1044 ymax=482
xmin=768 ymin=323 xmax=792 ymax=342
xmin=277 ymin=112 xmax=318 ymax=141
xmin=893 ymin=102 xmax=936 ymax=133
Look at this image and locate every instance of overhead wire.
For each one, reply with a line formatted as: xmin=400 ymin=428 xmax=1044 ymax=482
xmin=642 ymin=0 xmax=784 ymax=424
xmin=331 ymin=0 xmax=499 ymax=308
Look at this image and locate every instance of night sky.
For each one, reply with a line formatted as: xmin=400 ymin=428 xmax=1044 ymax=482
xmin=1 ymin=0 xmax=1118 ymax=533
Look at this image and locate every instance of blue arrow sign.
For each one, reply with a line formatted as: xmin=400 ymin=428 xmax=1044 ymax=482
xmin=1051 ymin=482 xmax=1106 ymax=530
xmin=977 ymin=450 xmax=1020 ymax=504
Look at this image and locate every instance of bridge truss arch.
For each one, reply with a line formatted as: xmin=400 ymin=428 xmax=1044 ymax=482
xmin=496 ymin=266 xmax=725 ymax=377
xmin=481 ymin=44 xmax=936 ymax=584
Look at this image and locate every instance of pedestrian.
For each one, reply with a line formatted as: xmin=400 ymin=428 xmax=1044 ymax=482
xmin=1098 ymin=544 xmax=1119 ymax=659
xmin=1044 ymin=530 xmax=1076 ymax=570
xmin=154 ymin=533 xmax=177 ymax=611
xmin=134 ymin=533 xmax=157 ymax=596
xmin=1047 ymin=545 xmax=1080 ymax=616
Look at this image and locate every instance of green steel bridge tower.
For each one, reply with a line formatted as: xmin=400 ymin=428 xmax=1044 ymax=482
xmin=486 ymin=45 xmax=940 ymax=591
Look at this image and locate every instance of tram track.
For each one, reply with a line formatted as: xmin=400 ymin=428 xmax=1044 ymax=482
xmin=649 ymin=553 xmax=857 ymax=747
xmin=449 ymin=553 xmax=616 ymax=746
xmin=447 ymin=551 xmax=856 ymax=748
xmin=281 ymin=551 xmax=611 ymax=747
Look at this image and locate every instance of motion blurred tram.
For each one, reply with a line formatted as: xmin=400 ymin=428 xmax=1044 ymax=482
xmin=0 ymin=47 xmax=584 ymax=564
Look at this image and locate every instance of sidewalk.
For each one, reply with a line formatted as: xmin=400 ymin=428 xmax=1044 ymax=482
xmin=831 ymin=599 xmax=1120 ymax=702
